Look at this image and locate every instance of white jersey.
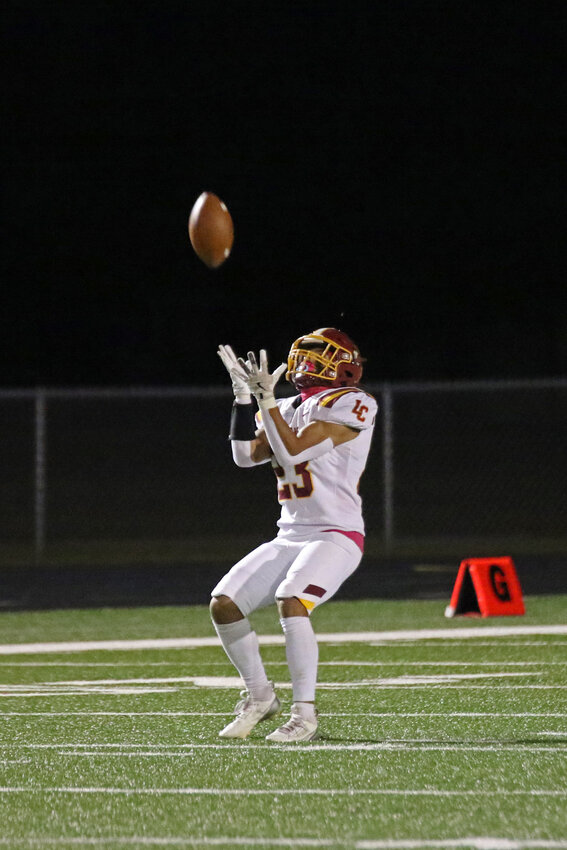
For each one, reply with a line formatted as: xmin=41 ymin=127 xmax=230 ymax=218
xmin=263 ymin=387 xmax=377 ymax=536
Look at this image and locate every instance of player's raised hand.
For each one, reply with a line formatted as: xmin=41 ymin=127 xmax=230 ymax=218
xmin=239 ymin=349 xmax=287 ymax=410
xmin=217 ymin=344 xmax=251 ymax=404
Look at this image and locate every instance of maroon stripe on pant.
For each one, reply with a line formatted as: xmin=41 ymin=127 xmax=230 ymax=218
xmin=302 ymin=584 xmax=326 ymax=598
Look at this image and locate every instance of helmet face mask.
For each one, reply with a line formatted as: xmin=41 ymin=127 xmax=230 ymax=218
xmin=286 ymin=328 xmax=364 ymax=390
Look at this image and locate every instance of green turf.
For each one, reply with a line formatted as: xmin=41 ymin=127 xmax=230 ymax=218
xmin=0 ymin=597 xmax=565 ymax=849
xmin=0 ymin=595 xmax=565 ymax=644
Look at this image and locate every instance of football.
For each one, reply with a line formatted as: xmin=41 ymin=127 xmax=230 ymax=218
xmin=188 ymin=191 xmax=234 ymax=268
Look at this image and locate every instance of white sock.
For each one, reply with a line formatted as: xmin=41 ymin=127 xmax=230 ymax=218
xmin=280 ymin=615 xmax=319 ymax=703
xmin=294 ymin=701 xmax=318 ymax=721
xmin=213 ymin=618 xmax=273 ymax=701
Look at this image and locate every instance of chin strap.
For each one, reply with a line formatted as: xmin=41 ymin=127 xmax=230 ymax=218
xmin=299 ymin=385 xmax=330 ymax=402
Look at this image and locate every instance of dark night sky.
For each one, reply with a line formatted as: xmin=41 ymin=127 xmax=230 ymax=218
xmin=3 ymin=1 xmax=567 ymax=387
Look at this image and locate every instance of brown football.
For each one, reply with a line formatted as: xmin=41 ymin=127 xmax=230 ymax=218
xmin=188 ymin=192 xmax=234 ymax=268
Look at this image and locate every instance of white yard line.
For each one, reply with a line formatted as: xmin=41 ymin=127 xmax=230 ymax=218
xmin=0 ymin=626 xmax=566 ymax=655
xmin=0 ymin=711 xmax=231 ymax=720
xmin=0 ymin=687 xmax=179 ymax=696
xmin=58 ymin=733 xmax=567 ymax=761
xmin=7 ymin=742 xmax=567 ymax=753
xmin=0 ymin=840 xmax=343 ymax=849
xmin=356 ymin=843 xmax=567 ymax=850
xmin=0 ymin=671 xmax=551 ymax=698
xmin=0 ymin=660 xmax=563 ymax=667
xmin=0 ymin=661 xmax=202 ymax=667
xmin=0 ymin=840 xmax=342 ymax=849
xmin=1 ymin=711 xmax=565 ymax=718
xmin=2 ymin=685 xmax=565 ymax=697
xmin=373 ymin=641 xmax=567 ymax=647
xmin=0 ymin=840 xmax=566 ymax=849
xmin=0 ymin=787 xmax=565 ymax=796
xmin=318 ymin=662 xmax=565 ymax=667
xmin=19 ymin=672 xmax=545 ymax=685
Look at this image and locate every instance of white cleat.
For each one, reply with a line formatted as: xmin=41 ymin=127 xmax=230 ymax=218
xmin=218 ymin=688 xmax=281 ymax=739
xmin=265 ymin=704 xmax=319 ymax=743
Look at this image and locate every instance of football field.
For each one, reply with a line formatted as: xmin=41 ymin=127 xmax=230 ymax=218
xmin=0 ymin=597 xmax=565 ymax=849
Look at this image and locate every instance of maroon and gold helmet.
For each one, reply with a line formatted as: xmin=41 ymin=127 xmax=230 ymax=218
xmin=286 ymin=328 xmax=365 ymax=390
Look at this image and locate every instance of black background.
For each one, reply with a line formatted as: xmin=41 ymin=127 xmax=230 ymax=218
xmin=3 ymin=1 xmax=567 ymax=387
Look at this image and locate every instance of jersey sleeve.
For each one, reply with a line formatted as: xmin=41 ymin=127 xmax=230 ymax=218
xmin=315 ymin=388 xmax=377 ymax=431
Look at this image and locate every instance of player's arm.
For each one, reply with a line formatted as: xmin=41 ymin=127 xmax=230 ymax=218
xmin=264 ymin=406 xmax=357 ymax=462
xmin=243 ymin=427 xmax=272 ymax=464
xmin=261 ymin=408 xmax=357 ymax=466
xmin=252 ymin=431 xmax=272 ymax=462
xmin=229 ymin=402 xmax=273 ymax=467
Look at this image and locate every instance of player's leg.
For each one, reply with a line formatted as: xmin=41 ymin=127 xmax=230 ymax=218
xmin=210 ymin=539 xmax=293 ymax=738
xmin=266 ymin=532 xmax=362 ymax=742
xmin=210 ymin=594 xmax=274 ymax=702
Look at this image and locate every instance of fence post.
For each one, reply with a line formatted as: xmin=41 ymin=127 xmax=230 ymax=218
xmin=34 ymin=390 xmax=47 ymax=564
xmin=382 ymin=384 xmax=394 ymax=552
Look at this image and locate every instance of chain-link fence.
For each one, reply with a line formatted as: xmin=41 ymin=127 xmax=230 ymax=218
xmin=0 ymin=380 xmax=566 ymax=572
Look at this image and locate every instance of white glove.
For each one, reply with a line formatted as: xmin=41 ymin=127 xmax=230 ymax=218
xmin=217 ymin=344 xmax=251 ymax=404
xmin=239 ymin=349 xmax=287 ymax=410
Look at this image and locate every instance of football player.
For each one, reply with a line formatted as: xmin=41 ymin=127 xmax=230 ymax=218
xmin=212 ymin=328 xmax=377 ymax=742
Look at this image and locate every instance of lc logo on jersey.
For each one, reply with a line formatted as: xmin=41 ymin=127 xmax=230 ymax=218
xmin=351 ymin=399 xmax=369 ymax=422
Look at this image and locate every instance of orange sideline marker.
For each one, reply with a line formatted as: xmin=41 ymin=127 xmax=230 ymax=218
xmin=445 ymin=557 xmax=525 ymax=618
